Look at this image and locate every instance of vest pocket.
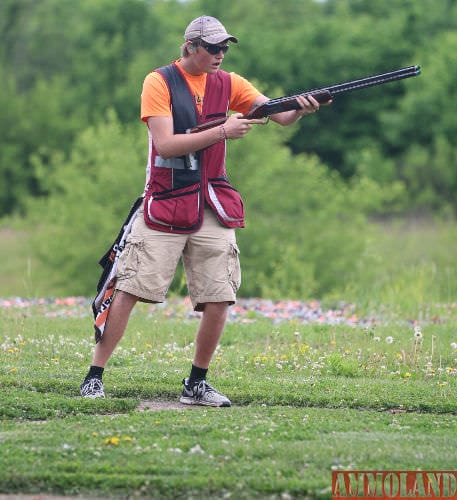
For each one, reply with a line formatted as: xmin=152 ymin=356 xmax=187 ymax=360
xmin=144 ymin=183 xmax=200 ymax=230
xmin=208 ymin=178 xmax=245 ymax=223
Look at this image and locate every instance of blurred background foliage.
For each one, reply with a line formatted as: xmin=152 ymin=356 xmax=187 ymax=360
xmin=1 ymin=0 xmax=456 ymax=307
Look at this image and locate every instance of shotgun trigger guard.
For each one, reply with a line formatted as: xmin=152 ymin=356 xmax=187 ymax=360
xmin=260 ymin=117 xmax=269 ymax=125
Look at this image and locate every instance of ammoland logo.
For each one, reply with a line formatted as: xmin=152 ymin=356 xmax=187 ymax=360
xmin=332 ymin=471 xmax=457 ymax=499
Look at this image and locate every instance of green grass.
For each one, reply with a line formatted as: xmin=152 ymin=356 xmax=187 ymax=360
xmin=0 ymin=227 xmax=34 ymax=297
xmin=342 ymin=218 xmax=457 ymax=317
xmin=2 ymin=407 xmax=456 ymax=499
xmin=1 ymin=217 xmax=457 ymax=498
xmin=1 ymin=303 xmax=457 ymax=499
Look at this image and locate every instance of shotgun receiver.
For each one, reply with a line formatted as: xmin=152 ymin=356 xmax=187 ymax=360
xmin=189 ymin=65 xmax=421 ymax=133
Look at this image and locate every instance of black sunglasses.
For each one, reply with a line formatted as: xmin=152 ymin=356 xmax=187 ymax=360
xmin=200 ymin=43 xmax=229 ymax=55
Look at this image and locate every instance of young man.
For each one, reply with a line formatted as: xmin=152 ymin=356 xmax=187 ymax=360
xmin=80 ymin=15 xmax=322 ymax=406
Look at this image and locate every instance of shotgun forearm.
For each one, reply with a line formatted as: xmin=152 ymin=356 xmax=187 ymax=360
xmin=188 ymin=65 xmax=420 ymax=134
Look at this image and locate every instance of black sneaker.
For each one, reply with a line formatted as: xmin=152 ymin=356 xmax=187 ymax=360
xmin=179 ymin=377 xmax=231 ymax=407
xmin=80 ymin=377 xmax=105 ymax=398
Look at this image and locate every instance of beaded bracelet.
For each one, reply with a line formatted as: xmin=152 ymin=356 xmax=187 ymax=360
xmin=219 ymin=124 xmax=227 ymax=141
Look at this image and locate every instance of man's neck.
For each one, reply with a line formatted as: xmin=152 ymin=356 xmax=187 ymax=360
xmin=178 ymin=58 xmax=204 ymax=76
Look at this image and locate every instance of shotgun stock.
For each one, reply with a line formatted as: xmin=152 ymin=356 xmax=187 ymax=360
xmin=188 ymin=64 xmax=420 ymax=133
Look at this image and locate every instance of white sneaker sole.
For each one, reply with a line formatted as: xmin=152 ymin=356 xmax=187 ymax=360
xmin=179 ymin=396 xmax=230 ymax=407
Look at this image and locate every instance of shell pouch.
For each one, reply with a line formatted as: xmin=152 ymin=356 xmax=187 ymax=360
xmin=143 ymin=183 xmax=200 ymax=231
xmin=208 ymin=178 xmax=245 ymax=223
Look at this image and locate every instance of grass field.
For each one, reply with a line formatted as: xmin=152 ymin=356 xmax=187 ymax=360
xmin=1 ymin=298 xmax=457 ymax=499
xmin=1 ymin=217 xmax=457 ymax=498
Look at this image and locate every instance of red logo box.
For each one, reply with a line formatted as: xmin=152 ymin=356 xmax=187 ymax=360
xmin=332 ymin=471 xmax=457 ymax=499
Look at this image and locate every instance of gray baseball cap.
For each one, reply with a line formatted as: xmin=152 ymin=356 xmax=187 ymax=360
xmin=184 ymin=16 xmax=238 ymax=44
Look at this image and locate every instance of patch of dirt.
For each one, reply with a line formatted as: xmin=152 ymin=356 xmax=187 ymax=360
xmin=137 ymin=400 xmax=201 ymax=411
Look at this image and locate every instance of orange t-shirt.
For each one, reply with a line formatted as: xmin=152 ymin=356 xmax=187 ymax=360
xmin=141 ymin=60 xmax=262 ymax=121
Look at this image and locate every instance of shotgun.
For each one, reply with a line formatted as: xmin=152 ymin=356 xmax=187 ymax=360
xmin=188 ymin=65 xmax=421 ymax=133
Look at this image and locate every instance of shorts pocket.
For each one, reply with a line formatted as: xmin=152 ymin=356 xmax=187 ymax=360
xmin=116 ymin=236 xmax=143 ymax=280
xmin=228 ymin=243 xmax=241 ymax=292
xmin=144 ymin=183 xmax=200 ymax=230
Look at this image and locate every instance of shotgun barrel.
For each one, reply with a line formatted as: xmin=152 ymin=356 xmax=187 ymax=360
xmin=189 ymin=65 xmax=421 ymax=132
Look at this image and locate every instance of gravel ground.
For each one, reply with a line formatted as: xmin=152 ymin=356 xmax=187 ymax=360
xmin=0 ymin=296 xmax=372 ymax=326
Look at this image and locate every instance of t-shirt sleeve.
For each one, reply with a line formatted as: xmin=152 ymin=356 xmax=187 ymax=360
xmin=229 ymin=72 xmax=263 ymax=115
xmin=140 ymin=71 xmax=172 ymax=122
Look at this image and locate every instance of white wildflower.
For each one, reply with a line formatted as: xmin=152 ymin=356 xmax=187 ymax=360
xmin=189 ymin=444 xmax=205 ymax=455
xmin=386 ymin=336 xmax=394 ymax=344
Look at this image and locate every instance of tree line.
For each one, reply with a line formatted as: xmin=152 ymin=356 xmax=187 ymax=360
xmin=2 ymin=0 xmax=457 ymax=297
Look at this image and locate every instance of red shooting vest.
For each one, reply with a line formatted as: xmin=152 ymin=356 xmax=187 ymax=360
xmin=143 ymin=62 xmax=245 ymax=233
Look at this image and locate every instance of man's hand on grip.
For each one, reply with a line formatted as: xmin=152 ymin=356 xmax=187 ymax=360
xmin=223 ymin=113 xmax=266 ymax=139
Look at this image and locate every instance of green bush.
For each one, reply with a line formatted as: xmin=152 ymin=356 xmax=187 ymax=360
xmin=25 ymin=111 xmax=145 ymax=295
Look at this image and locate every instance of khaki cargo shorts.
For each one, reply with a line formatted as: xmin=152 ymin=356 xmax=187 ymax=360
xmin=115 ymin=207 xmax=241 ymax=311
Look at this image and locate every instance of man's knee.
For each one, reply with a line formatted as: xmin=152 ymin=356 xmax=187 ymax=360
xmin=113 ymin=290 xmax=138 ymax=311
xmin=200 ymin=301 xmax=230 ymax=316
